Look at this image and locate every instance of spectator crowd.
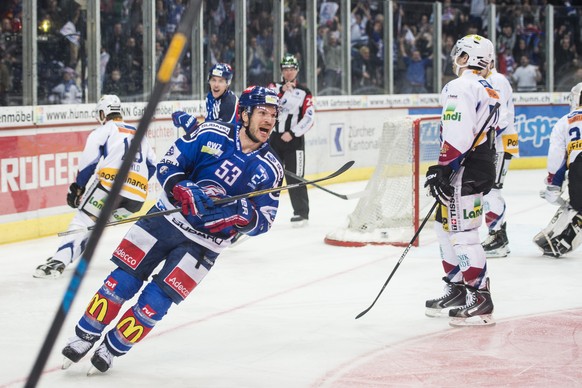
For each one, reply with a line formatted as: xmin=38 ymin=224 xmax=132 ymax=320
xmin=0 ymin=0 xmax=581 ymax=106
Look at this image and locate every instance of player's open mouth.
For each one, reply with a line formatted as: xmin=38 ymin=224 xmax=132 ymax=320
xmin=259 ymin=127 xmax=270 ymax=134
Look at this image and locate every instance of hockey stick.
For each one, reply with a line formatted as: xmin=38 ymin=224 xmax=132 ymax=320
xmin=283 ymin=169 xmax=351 ymax=200
xmin=57 ymin=161 xmax=355 ymax=237
xmin=355 ymin=102 xmax=500 ymax=320
xmin=24 ymin=2 xmax=203 ymax=387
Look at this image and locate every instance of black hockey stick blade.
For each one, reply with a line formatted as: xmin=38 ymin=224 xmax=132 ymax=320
xmin=58 ymin=161 xmax=355 ymax=236
xmin=355 ymin=103 xmax=500 ymax=320
xmin=24 ymin=2 xmax=204 ymax=387
xmin=355 ymin=201 xmax=438 ymax=319
xmin=283 ymin=169 xmax=349 ymax=200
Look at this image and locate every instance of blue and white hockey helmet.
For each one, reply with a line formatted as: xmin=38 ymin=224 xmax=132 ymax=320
xmin=238 ymin=86 xmax=279 ymax=117
xmin=208 ymin=63 xmax=233 ymax=84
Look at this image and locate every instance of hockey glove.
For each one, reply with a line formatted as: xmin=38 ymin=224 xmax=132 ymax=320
xmin=540 ymin=173 xmax=562 ymax=205
xmin=172 ymin=181 xmax=214 ymax=216
xmin=202 ymin=198 xmax=256 ymax=233
xmin=172 ymin=111 xmax=198 ymax=135
xmin=66 ymin=182 xmax=85 ymax=208
xmin=540 ymin=185 xmax=562 ymax=205
xmin=425 ymin=164 xmax=453 ymax=205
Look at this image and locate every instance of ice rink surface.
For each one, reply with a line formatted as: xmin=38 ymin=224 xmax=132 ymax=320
xmin=1 ymin=168 xmax=581 ymax=388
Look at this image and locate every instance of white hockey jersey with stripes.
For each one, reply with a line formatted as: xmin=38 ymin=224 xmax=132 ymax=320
xmin=76 ymin=119 xmax=156 ymax=201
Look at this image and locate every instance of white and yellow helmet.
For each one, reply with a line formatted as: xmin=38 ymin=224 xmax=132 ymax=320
xmin=96 ymin=94 xmax=122 ymax=124
xmin=451 ymin=34 xmax=493 ymax=76
xmin=569 ymin=82 xmax=582 ymax=111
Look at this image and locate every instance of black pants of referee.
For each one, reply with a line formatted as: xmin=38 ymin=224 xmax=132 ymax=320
xmin=269 ymin=133 xmax=309 ymax=219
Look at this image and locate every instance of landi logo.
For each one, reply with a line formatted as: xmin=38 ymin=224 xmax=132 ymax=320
xmin=463 ymin=197 xmax=483 ymax=219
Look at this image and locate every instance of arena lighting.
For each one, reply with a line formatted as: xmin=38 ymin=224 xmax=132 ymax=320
xmin=39 ymin=19 xmax=51 ymax=34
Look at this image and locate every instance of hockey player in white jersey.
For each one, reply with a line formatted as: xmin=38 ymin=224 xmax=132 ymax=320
xmin=534 ymin=82 xmax=582 ymax=257
xmin=424 ymin=35 xmax=500 ymax=326
xmin=481 ymin=58 xmax=520 ymax=258
xmin=59 ymin=86 xmax=283 ymax=374
xmin=33 ymin=95 xmax=156 ymax=278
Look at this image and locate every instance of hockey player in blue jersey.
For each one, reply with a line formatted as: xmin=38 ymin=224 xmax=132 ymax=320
xmin=172 ymin=63 xmax=238 ymax=134
xmin=60 ymin=86 xmax=283 ymax=374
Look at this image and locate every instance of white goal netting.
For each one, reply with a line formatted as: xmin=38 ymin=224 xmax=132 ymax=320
xmin=325 ymin=115 xmax=441 ymax=247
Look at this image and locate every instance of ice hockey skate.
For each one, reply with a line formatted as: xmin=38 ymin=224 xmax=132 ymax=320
xmin=290 ymin=215 xmax=308 ymax=228
xmin=87 ymin=342 xmax=115 ymax=375
xmin=62 ymin=336 xmax=96 ymax=369
xmin=449 ymin=281 xmax=495 ymax=327
xmin=425 ymin=277 xmax=467 ymax=317
xmin=33 ymin=258 xmax=65 ymax=279
xmin=482 ymin=222 xmax=510 ymax=258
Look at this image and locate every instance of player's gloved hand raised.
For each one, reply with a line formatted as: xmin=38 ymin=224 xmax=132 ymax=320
xmin=425 ymin=164 xmax=453 ymax=205
xmin=66 ymin=182 xmax=85 ymax=208
xmin=172 ymin=111 xmax=198 ymax=135
xmin=172 ymin=180 xmax=214 ymax=216
xmin=202 ymin=198 xmax=256 ymax=233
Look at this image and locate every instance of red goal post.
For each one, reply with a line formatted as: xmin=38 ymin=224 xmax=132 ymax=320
xmin=324 ymin=115 xmax=441 ymax=247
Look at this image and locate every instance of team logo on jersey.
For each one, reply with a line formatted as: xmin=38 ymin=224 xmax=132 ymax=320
xmin=165 ymin=146 xmax=175 ymax=156
xmin=250 ymin=166 xmax=268 ymax=187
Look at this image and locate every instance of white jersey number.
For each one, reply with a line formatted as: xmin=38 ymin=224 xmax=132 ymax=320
xmin=215 ymin=160 xmax=242 ymax=186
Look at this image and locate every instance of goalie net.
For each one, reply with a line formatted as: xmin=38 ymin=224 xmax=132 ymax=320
xmin=324 ymin=115 xmax=441 ymax=247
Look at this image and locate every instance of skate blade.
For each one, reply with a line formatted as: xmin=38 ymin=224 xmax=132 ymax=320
xmin=62 ymin=357 xmax=74 ymax=370
xmin=425 ymin=307 xmax=455 ymax=318
xmin=33 ymin=269 xmax=62 ymax=279
xmin=484 ymin=249 xmax=509 ymax=259
xmin=87 ymin=365 xmax=102 ymax=376
xmin=449 ymin=314 xmax=496 ymax=327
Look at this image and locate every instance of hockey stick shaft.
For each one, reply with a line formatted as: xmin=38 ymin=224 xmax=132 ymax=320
xmin=24 ymin=3 xmax=204 ymax=387
xmin=58 ymin=161 xmax=355 ymax=236
xmin=355 ymin=102 xmax=500 ymax=320
xmin=284 ymin=169 xmax=349 ymax=200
